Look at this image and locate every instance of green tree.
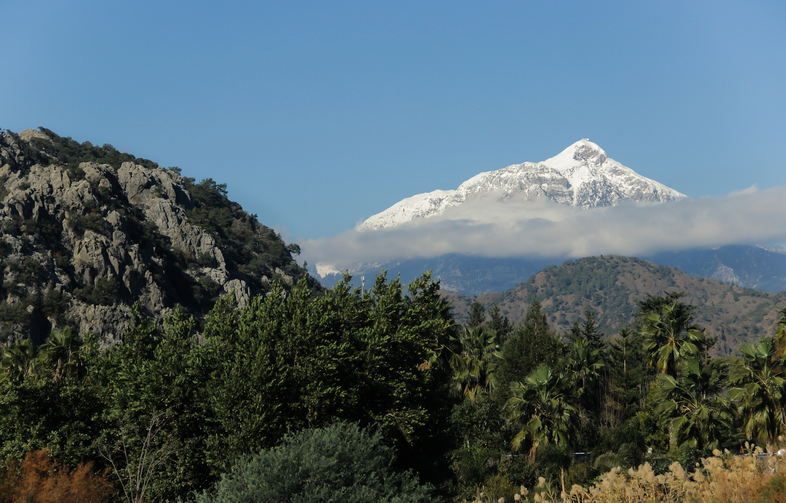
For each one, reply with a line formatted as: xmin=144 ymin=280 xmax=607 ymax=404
xmin=467 ymin=302 xmax=486 ymax=329
xmin=0 ymin=333 xmax=103 ymax=465
xmin=604 ymin=328 xmax=649 ymax=427
xmin=93 ymin=307 xmax=219 ymax=500
xmin=39 ymin=328 xmax=83 ymax=381
xmin=639 ymin=295 xmax=709 ymax=376
xmin=196 ymin=423 xmax=432 ymax=503
xmin=729 ymin=338 xmax=786 ymax=449
xmin=495 ymin=300 xmax=561 ymax=404
xmin=562 ymin=336 xmax=605 ymax=448
xmin=203 ymin=273 xmax=455 ymax=492
xmin=1 ymin=338 xmax=37 ymax=381
xmin=504 ymin=365 xmax=578 ymax=461
xmin=487 ymin=305 xmax=512 ymax=342
xmin=449 ymin=326 xmax=501 ymax=403
xmin=651 ymin=359 xmax=731 ymax=452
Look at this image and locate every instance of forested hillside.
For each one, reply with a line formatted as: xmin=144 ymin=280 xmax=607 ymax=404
xmin=448 ymin=256 xmax=786 ymax=354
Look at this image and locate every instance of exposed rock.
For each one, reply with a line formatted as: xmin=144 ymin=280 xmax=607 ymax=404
xmin=0 ymin=128 xmax=311 ymax=343
xmin=223 ymin=279 xmax=251 ymax=308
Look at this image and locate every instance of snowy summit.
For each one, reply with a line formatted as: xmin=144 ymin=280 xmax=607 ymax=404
xmin=358 ymin=139 xmax=685 ymax=231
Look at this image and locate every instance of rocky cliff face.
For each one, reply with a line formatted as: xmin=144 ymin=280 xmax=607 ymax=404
xmin=0 ymin=128 xmax=309 ymax=343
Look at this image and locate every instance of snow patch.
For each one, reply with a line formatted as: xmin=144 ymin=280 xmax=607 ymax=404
xmin=358 ymin=139 xmax=685 ymax=231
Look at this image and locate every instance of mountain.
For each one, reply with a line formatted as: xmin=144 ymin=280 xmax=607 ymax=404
xmin=647 ymin=245 xmax=786 ymax=293
xmin=322 ymin=138 xmax=785 ymax=295
xmin=358 ymin=139 xmax=684 ymax=231
xmin=0 ymin=128 xmax=311 ymax=343
xmin=447 ymin=255 xmax=786 ymax=355
xmin=317 ymin=254 xmax=566 ymax=294
xmin=320 ymin=245 xmax=786 ymax=296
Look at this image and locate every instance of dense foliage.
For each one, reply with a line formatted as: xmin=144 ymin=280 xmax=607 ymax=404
xmin=196 ymin=422 xmax=432 ymax=503
xmin=3 ymin=268 xmax=786 ymax=501
xmin=442 ymin=297 xmax=786 ymax=501
xmin=0 ymin=274 xmax=455 ymax=501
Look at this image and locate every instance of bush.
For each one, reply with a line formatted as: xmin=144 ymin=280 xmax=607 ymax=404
xmin=0 ymin=450 xmax=115 ymax=503
xmin=69 ymin=210 xmax=107 ymax=237
xmin=74 ymin=277 xmax=120 ymax=306
xmin=197 ymin=422 xmax=432 ymax=503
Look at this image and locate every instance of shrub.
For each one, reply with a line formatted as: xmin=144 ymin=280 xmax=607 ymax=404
xmin=0 ymin=450 xmax=115 ymax=503
xmin=197 ymin=422 xmax=432 ymax=503
xmin=69 ymin=210 xmax=107 ymax=238
xmin=74 ymin=278 xmax=119 ymax=306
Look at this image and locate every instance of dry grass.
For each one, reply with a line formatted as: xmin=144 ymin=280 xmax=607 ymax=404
xmin=467 ymin=447 xmax=786 ymax=503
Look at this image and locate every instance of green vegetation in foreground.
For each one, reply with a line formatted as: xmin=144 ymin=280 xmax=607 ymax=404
xmin=4 ymin=273 xmax=786 ymax=502
xmin=196 ymin=422 xmax=432 ymax=503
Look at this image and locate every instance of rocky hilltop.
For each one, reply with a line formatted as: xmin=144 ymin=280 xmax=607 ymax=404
xmin=0 ymin=128 xmax=309 ymax=343
xmin=358 ymin=139 xmax=684 ymax=231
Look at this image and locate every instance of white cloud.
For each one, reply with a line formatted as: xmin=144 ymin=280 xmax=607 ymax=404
xmin=303 ymin=186 xmax=786 ymax=273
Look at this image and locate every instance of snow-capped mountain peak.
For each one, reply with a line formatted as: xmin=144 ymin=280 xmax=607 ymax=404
xmin=358 ymin=140 xmax=685 ymax=231
xmin=545 ymin=138 xmax=608 ymax=168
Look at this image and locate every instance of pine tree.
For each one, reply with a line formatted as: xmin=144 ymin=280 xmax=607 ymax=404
xmin=495 ymin=300 xmax=561 ymax=404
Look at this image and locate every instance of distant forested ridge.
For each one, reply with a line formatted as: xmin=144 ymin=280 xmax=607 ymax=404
xmin=447 ymin=256 xmax=786 ymax=355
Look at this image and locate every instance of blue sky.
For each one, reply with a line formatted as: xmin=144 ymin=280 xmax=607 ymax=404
xmin=1 ymin=0 xmax=784 ymax=240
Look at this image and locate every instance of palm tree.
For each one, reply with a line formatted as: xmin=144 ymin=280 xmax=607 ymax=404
xmin=640 ymin=298 xmax=708 ymax=376
xmin=771 ymin=308 xmax=786 ymax=364
xmin=505 ymin=364 xmax=577 ymax=461
xmin=39 ymin=328 xmax=83 ymax=380
xmin=1 ymin=338 xmax=37 ymax=379
xmin=563 ymin=337 xmax=605 ymax=403
xmin=652 ymin=361 xmax=731 ymax=452
xmin=729 ymin=338 xmax=786 ymax=450
xmin=449 ymin=326 xmax=501 ymax=402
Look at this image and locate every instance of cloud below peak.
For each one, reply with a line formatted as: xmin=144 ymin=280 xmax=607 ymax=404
xmin=304 ymin=186 xmax=786 ymax=273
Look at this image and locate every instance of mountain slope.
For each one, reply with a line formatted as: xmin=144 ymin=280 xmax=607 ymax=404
xmin=359 ymin=139 xmax=684 ymax=231
xmin=321 ymin=245 xmax=786 ymax=296
xmin=448 ymin=256 xmax=786 ymax=355
xmin=647 ymin=245 xmax=786 ymax=293
xmin=317 ymin=254 xmax=565 ymax=294
xmin=0 ymin=128 xmax=310 ymax=343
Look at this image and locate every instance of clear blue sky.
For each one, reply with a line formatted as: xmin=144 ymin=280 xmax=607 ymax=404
xmin=2 ymin=0 xmax=784 ymax=239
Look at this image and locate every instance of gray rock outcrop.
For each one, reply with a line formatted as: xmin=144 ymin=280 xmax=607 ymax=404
xmin=0 ymin=128 xmax=307 ymax=343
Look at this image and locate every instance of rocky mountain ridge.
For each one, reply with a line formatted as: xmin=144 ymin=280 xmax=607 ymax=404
xmin=359 ymin=139 xmax=684 ymax=231
xmin=0 ymin=128 xmax=309 ymax=343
